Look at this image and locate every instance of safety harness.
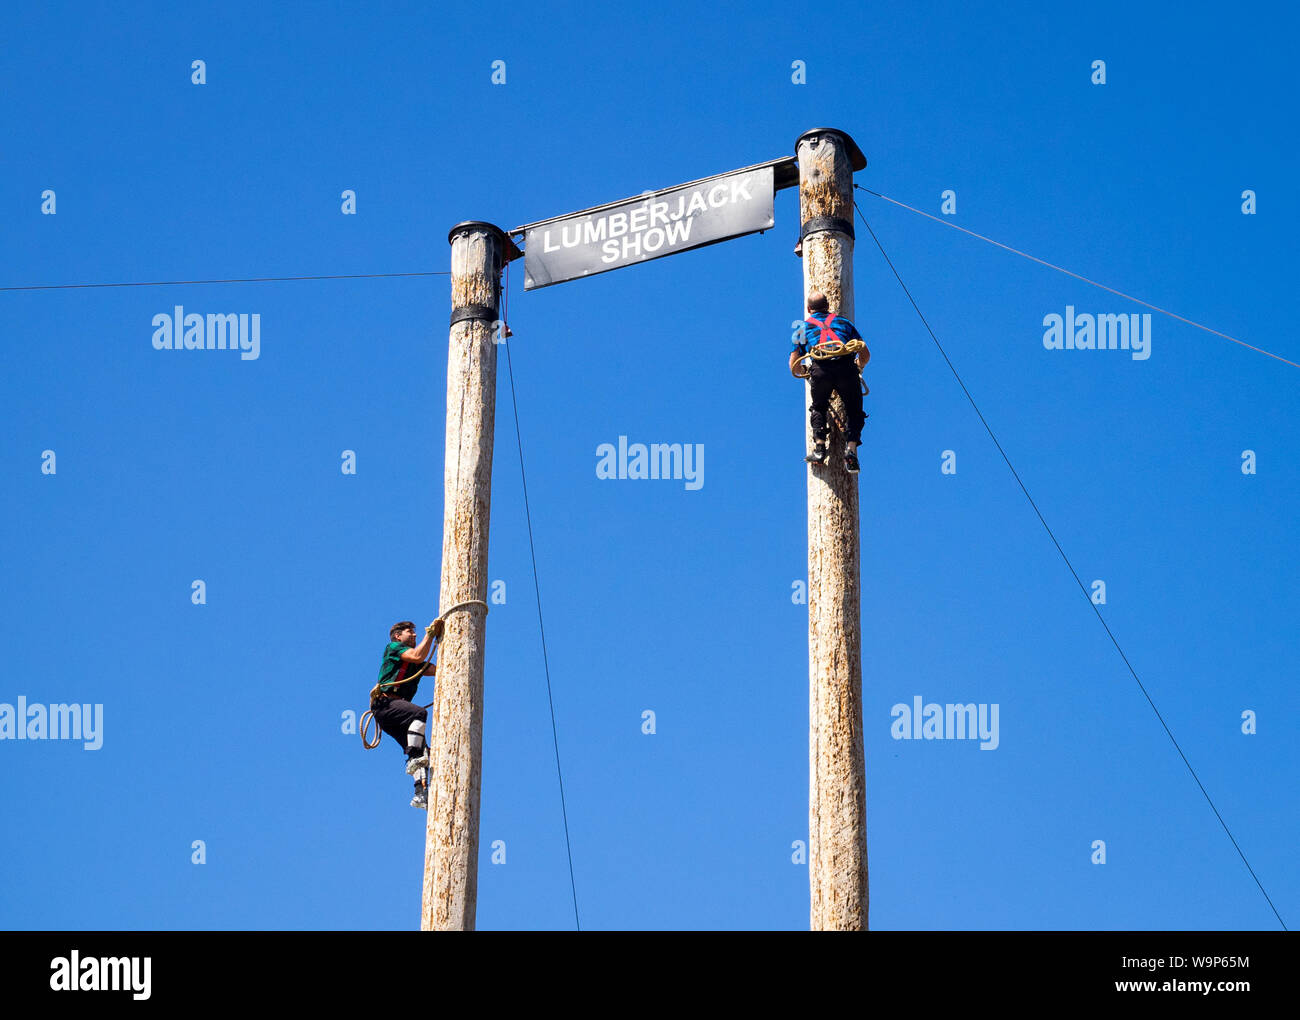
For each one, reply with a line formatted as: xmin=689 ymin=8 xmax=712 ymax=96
xmin=371 ymin=659 xmax=426 ymax=703
xmin=793 ymin=313 xmax=870 ymax=401
xmin=805 ymin=313 xmax=868 ymax=361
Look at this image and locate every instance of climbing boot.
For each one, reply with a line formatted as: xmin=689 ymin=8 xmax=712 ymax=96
xmin=405 ymin=752 xmax=430 ymax=775
xmin=410 ymin=782 xmax=428 ymax=810
xmin=844 ymin=451 xmax=860 ymax=474
xmin=805 ymin=441 xmax=829 ymax=465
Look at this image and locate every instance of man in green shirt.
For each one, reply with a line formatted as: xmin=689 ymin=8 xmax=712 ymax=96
xmin=373 ymin=618 xmax=443 ymax=808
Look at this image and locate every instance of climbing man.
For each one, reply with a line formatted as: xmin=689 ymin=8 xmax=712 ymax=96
xmin=790 ymin=291 xmax=869 ymax=473
xmin=373 ymin=618 xmax=443 ymax=809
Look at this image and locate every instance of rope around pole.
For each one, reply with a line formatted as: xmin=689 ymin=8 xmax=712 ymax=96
xmin=417 ymin=599 xmax=490 ymax=708
xmin=439 ymin=598 xmax=490 ymax=619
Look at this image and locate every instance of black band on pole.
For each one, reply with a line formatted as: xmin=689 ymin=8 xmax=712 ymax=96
xmin=801 ymin=216 xmax=856 ymax=241
xmin=447 ymin=220 xmax=524 ymax=263
xmin=449 ymin=304 xmax=498 ymax=327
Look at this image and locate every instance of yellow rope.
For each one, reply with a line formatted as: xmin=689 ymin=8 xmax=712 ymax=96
xmin=439 ymin=598 xmax=490 ymax=620
xmin=792 ymin=357 xmax=869 ymax=394
xmin=360 ymin=710 xmax=382 ymax=749
xmin=809 ymin=337 xmax=867 ymax=361
xmin=793 ymin=345 xmax=870 ymax=435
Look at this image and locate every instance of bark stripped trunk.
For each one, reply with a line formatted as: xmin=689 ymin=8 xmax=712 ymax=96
xmin=421 ymin=223 xmax=505 ymax=931
xmin=799 ymin=130 xmax=869 ymax=931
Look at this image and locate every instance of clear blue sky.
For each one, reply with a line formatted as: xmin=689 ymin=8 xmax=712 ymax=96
xmin=2 ymin=1 xmax=1295 ymax=931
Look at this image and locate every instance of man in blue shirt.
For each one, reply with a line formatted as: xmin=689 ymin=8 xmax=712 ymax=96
xmin=790 ymin=292 xmax=869 ymax=473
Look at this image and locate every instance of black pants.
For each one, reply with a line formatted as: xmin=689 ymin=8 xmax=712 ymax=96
xmin=809 ymin=356 xmax=865 ymax=445
xmin=371 ymin=696 xmax=427 ymax=757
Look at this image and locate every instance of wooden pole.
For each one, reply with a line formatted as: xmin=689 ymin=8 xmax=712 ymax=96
xmin=798 ymin=128 xmax=869 ymax=930
xmin=422 ymin=221 xmax=513 ymax=931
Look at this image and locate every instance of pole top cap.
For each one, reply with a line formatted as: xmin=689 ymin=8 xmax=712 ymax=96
xmin=447 ymin=220 xmax=524 ymax=262
xmin=795 ymin=128 xmax=867 ymax=172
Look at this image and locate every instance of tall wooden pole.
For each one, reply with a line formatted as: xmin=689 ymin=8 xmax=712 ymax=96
xmin=798 ymin=128 xmax=869 ymax=930
xmin=422 ymin=221 xmax=516 ymax=930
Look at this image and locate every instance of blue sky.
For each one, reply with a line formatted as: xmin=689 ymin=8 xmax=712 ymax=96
xmin=1 ymin=1 xmax=1295 ymax=930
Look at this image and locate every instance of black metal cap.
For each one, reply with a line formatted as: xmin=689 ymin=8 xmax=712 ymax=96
xmin=795 ymin=128 xmax=867 ymax=172
xmin=447 ymin=220 xmax=523 ymax=262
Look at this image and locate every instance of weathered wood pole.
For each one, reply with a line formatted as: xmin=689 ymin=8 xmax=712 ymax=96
xmin=422 ymin=221 xmax=516 ymax=931
xmin=797 ymin=128 xmax=869 ymax=930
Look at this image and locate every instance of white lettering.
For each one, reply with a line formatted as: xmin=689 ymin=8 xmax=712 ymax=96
xmin=49 ymin=953 xmax=151 ymax=1000
xmin=664 ymin=218 xmax=693 ymax=245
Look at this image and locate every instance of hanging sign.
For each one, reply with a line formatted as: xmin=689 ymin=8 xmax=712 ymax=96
xmin=523 ymin=165 xmax=775 ymax=290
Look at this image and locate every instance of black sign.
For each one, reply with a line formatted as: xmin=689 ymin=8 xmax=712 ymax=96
xmin=523 ymin=165 xmax=775 ymax=290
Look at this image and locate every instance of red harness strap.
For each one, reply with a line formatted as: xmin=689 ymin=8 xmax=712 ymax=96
xmin=377 ymin=656 xmax=412 ymax=697
xmin=805 ymin=313 xmax=841 ymax=347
